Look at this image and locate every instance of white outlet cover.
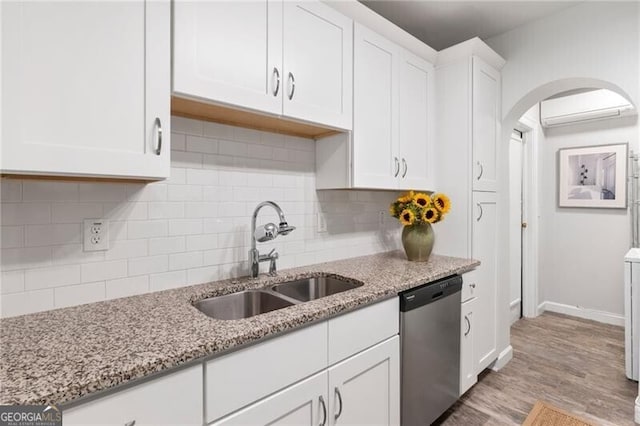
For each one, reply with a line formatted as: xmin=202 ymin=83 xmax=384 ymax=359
xmin=83 ymin=219 xmax=109 ymax=251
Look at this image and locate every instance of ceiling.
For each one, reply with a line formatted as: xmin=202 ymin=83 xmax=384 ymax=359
xmin=359 ymin=1 xmax=582 ymax=51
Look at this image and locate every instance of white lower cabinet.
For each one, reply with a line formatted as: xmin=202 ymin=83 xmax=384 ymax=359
xmin=328 ymin=336 xmax=400 ymax=426
xmin=460 ymin=297 xmax=477 ymax=395
xmin=63 ymin=365 xmax=202 ymax=426
xmin=213 ymin=371 xmax=328 ymax=426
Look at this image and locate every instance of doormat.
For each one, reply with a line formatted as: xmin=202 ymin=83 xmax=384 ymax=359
xmin=522 ymin=401 xmax=596 ymax=426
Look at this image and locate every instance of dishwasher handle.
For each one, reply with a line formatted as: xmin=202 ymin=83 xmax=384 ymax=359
xmin=399 ymin=275 xmax=462 ymax=312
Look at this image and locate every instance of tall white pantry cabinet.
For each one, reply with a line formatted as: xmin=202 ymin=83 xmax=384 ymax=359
xmin=433 ymin=39 xmax=505 ymax=396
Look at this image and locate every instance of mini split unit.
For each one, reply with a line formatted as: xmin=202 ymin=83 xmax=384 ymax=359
xmin=540 ymin=89 xmax=636 ymax=128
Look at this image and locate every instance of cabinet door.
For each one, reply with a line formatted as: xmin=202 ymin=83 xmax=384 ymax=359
xmin=472 ymin=56 xmax=500 ymax=191
xmin=398 ymin=50 xmax=435 ymax=191
xmin=328 ymin=336 xmax=400 ymax=426
xmin=173 ymin=0 xmax=283 ymax=115
xmin=63 ymin=365 xmax=202 ymax=425
xmin=214 ymin=372 xmax=328 ymax=426
xmin=282 ymin=2 xmax=352 ymax=130
xmin=352 ymin=23 xmax=399 ymax=190
xmin=472 ymin=191 xmax=498 ymax=371
xmin=1 ymin=1 xmax=170 ymax=179
xmin=460 ymin=297 xmax=478 ymax=395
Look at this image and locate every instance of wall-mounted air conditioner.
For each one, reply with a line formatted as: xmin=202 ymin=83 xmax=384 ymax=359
xmin=540 ymin=89 xmax=635 ymax=128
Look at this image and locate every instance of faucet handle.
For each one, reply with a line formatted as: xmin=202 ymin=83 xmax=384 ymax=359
xmin=267 ymin=248 xmax=278 ymax=258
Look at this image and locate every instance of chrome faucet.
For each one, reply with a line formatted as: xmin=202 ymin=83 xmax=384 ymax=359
xmin=249 ymin=201 xmax=296 ymax=278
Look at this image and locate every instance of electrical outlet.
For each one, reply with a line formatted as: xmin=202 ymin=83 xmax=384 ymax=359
xmin=84 ymin=219 xmax=109 ymax=252
xmin=317 ymin=212 xmax=327 ymax=233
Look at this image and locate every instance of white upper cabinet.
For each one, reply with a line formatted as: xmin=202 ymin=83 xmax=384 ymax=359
xmin=173 ymin=1 xmax=283 ymax=116
xmin=316 ymin=23 xmax=435 ymax=191
xmin=351 ymin=23 xmax=399 ymax=190
xmin=1 ymin=1 xmax=170 ymax=180
xmin=282 ymin=2 xmax=353 ymax=130
xmin=399 ymin=51 xmax=435 ymax=190
xmin=472 ymin=56 xmax=500 ymax=192
xmin=173 ymin=0 xmax=353 ymax=131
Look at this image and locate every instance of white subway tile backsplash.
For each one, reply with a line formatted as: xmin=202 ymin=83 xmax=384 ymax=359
xmin=2 ymin=203 xmax=51 ymax=225
xmin=1 ymin=289 xmax=54 ymax=317
xmin=81 ymin=260 xmax=127 ymax=283
xmin=25 ymin=265 xmax=81 ymax=290
xmin=106 ymin=276 xmax=149 ymax=299
xmin=25 ymin=224 xmax=81 ymax=247
xmin=54 ymin=281 xmax=105 ymax=308
xmin=1 ymin=271 xmax=25 ymax=294
xmin=23 ymin=181 xmax=78 ymax=202
xmin=149 ymin=270 xmax=187 ymax=292
xmin=148 ymin=236 xmax=186 ymax=255
xmin=127 ymin=220 xmax=168 ymax=240
xmin=0 ymin=118 xmax=399 ymax=317
xmin=1 ymin=226 xmax=24 ymax=248
xmin=128 ymin=255 xmax=168 ymax=276
xmin=79 ymin=183 xmax=127 ymax=202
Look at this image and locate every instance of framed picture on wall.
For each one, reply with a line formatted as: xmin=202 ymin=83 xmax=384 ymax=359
xmin=558 ymin=143 xmax=628 ymax=208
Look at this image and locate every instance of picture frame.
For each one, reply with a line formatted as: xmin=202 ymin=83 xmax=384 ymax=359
xmin=558 ymin=142 xmax=628 ymax=208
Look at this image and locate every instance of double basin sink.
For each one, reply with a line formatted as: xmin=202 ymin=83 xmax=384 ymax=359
xmin=195 ymin=276 xmax=363 ymax=320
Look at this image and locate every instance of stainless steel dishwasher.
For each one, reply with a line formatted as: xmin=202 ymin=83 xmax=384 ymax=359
xmin=400 ymin=274 xmax=462 ymax=425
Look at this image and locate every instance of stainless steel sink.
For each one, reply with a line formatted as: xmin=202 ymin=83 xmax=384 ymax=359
xmin=195 ymin=290 xmax=294 ymax=320
xmin=271 ymin=276 xmax=363 ymax=302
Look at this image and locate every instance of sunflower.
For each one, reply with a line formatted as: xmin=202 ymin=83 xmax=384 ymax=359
xmin=399 ymin=209 xmax=416 ymax=226
xmin=422 ymin=207 xmax=440 ymax=224
xmin=398 ymin=190 xmax=415 ymax=204
xmin=412 ymin=192 xmax=431 ymax=208
xmin=431 ymin=193 xmax=451 ymax=214
xmin=389 ymin=203 xmax=397 ymax=217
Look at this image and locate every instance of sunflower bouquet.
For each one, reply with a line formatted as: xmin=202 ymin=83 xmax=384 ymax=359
xmin=389 ymin=191 xmax=451 ymax=227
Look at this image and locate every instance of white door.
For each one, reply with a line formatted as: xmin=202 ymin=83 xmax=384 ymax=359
xmin=214 ymin=372 xmax=327 ymax=426
xmin=282 ymin=1 xmax=353 ymax=130
xmin=460 ymin=297 xmax=478 ymax=395
xmin=472 ymin=191 xmax=498 ymax=371
xmin=173 ymin=0 xmax=283 ymax=115
xmin=1 ymin=0 xmax=170 ymax=179
xmin=398 ymin=50 xmax=435 ymax=191
xmin=352 ymin=23 xmax=399 ymax=190
xmin=509 ymin=131 xmax=524 ymax=324
xmin=472 ymin=56 xmax=500 ymax=192
xmin=328 ymin=336 xmax=400 ymax=426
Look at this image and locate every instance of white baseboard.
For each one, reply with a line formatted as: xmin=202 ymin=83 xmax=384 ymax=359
xmin=635 ymin=396 xmax=640 ymax=424
xmin=538 ymin=301 xmax=624 ymax=327
xmin=510 ymin=299 xmax=521 ymax=325
xmin=490 ymin=345 xmax=513 ymax=372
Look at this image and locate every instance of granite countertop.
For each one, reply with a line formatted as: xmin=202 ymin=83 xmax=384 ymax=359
xmin=0 ymin=251 xmax=478 ymax=406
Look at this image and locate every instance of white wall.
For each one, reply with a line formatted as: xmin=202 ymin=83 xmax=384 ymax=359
xmin=0 ymin=117 xmax=401 ymax=318
xmin=537 ymin=115 xmax=637 ymax=321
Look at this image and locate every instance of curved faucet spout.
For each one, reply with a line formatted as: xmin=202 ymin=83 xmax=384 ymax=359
xmin=249 ymin=201 xmax=295 ymax=278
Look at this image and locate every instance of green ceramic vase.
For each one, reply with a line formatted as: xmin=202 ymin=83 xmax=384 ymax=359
xmin=401 ymin=222 xmax=434 ymax=262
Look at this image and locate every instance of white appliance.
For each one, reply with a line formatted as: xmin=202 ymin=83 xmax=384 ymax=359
xmin=625 ymin=248 xmax=640 ymax=380
xmin=541 ymin=89 xmax=635 ymax=128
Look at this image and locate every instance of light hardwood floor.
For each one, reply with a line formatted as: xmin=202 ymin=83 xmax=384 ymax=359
xmin=434 ymin=312 xmax=637 ymax=425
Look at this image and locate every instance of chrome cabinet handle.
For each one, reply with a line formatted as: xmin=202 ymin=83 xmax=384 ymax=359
xmin=335 ymin=387 xmax=343 ymax=421
xmin=272 ymin=67 xmax=280 ymax=97
xmin=288 ymin=72 xmax=296 ymax=100
xmin=154 ymin=117 xmax=162 ymax=156
xmin=477 ymin=161 xmax=484 ymax=180
xmin=319 ymin=395 xmax=327 ymax=426
xmin=394 ymin=157 xmax=400 ymax=177
xmin=476 ymin=203 xmax=483 ymax=222
xmin=402 ymin=158 xmax=408 ymax=178
xmin=464 ymin=316 xmax=471 ymax=336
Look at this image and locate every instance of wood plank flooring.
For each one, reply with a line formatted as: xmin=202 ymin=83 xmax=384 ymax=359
xmin=434 ymin=312 xmax=637 ymax=425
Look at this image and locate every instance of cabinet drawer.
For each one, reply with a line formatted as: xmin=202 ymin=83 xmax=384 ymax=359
xmin=328 ymin=298 xmax=399 ymax=365
xmin=205 ymin=321 xmax=327 ymax=423
xmin=461 ymin=270 xmax=478 ymax=302
xmin=63 ymin=364 xmax=203 ymax=425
